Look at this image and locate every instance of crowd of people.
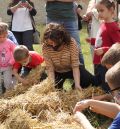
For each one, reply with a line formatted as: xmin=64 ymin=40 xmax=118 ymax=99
xmin=0 ymin=0 xmax=120 ymax=128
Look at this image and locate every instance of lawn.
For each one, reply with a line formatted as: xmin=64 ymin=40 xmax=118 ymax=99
xmin=34 ymin=24 xmax=94 ymax=73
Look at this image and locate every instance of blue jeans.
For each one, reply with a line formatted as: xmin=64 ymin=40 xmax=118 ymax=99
xmin=46 ymin=18 xmax=84 ymax=64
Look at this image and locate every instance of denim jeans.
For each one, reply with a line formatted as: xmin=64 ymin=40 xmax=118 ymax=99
xmin=46 ymin=18 xmax=84 ymax=64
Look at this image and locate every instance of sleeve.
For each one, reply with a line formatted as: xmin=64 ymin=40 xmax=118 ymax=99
xmin=13 ymin=62 xmax=21 ymax=70
xmin=8 ymin=31 xmax=18 ymax=45
xmin=7 ymin=4 xmax=13 ymax=15
xmin=108 ymin=112 xmax=120 ymax=129
xmin=9 ymin=42 xmax=16 ymax=65
xmin=29 ymin=2 xmax=37 ymax=16
xmin=109 ymin=23 xmax=120 ymax=43
xmin=42 ymin=44 xmax=54 ymax=72
xmin=86 ymin=0 xmax=95 ymax=13
xmin=70 ymin=39 xmax=80 ymax=67
xmin=34 ymin=52 xmax=44 ymax=65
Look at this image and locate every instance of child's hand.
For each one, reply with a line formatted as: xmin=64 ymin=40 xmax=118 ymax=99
xmin=73 ymin=99 xmax=90 ymax=113
xmin=85 ymin=38 xmax=91 ymax=44
xmin=94 ymin=48 xmax=104 ymax=56
xmin=21 ymin=79 xmax=29 ymax=85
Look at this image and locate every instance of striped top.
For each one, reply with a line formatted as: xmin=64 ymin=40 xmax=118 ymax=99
xmin=42 ymin=38 xmax=80 ymax=73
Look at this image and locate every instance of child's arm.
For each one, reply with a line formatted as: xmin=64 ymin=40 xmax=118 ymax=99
xmin=73 ymin=99 xmax=120 ymax=119
xmin=12 ymin=68 xmax=29 ymax=85
xmin=74 ymin=112 xmax=95 ymax=129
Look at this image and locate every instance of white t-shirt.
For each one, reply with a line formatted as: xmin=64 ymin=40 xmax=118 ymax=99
xmin=12 ymin=7 xmax=33 ymax=32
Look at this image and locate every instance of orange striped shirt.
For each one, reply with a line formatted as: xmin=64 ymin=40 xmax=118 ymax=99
xmin=42 ymin=38 xmax=80 ymax=73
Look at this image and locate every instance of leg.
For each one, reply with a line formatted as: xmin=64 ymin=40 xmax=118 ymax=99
xmin=55 ymin=71 xmax=73 ymax=89
xmin=3 ymin=68 xmax=13 ymax=90
xmin=23 ymin=30 xmax=34 ymax=50
xmin=79 ymin=65 xmax=96 ymax=88
xmin=12 ymin=31 xmax=23 ymax=45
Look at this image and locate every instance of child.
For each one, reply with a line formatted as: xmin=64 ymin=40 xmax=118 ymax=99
xmin=73 ymin=61 xmax=120 ymax=129
xmin=101 ymin=43 xmax=120 ymax=69
xmin=0 ymin=17 xmax=18 ymax=45
xmin=13 ymin=45 xmax=44 ymax=85
xmin=93 ymin=43 xmax=120 ymax=100
xmin=0 ymin=22 xmax=16 ymax=93
xmin=90 ymin=0 xmax=120 ymax=92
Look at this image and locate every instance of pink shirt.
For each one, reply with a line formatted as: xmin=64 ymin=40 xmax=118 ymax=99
xmin=0 ymin=39 xmax=16 ymax=68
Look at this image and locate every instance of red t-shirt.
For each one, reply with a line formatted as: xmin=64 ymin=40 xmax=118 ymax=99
xmin=13 ymin=51 xmax=44 ymax=70
xmin=93 ymin=22 xmax=120 ymax=64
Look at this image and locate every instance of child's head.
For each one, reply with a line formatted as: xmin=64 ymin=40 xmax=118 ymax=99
xmin=0 ymin=22 xmax=8 ymax=43
xmin=14 ymin=45 xmax=30 ymax=66
xmin=101 ymin=43 xmax=120 ymax=69
xmin=105 ymin=61 xmax=120 ymax=104
xmin=96 ymin=0 xmax=115 ymax=21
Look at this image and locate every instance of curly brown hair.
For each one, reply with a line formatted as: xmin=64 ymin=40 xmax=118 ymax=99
xmin=42 ymin=23 xmax=71 ymax=46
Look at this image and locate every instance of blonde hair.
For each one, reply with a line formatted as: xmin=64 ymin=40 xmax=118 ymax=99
xmin=14 ymin=45 xmax=29 ymax=61
xmin=101 ymin=43 xmax=120 ymax=66
xmin=105 ymin=61 xmax=120 ymax=89
xmin=0 ymin=22 xmax=8 ymax=35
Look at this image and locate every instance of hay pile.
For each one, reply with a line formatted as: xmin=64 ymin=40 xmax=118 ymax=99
xmin=0 ymin=77 xmax=105 ymax=129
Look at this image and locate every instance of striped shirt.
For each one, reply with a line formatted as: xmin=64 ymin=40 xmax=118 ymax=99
xmin=42 ymin=38 xmax=80 ymax=73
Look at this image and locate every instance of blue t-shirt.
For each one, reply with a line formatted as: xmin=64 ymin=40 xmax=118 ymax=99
xmin=108 ymin=112 xmax=120 ymax=129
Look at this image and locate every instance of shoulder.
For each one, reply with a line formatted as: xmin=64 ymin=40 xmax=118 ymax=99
xmin=107 ymin=22 xmax=120 ymax=31
xmin=29 ymin=51 xmax=44 ymax=62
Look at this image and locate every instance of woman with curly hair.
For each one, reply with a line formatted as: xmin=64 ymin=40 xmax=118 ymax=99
xmin=42 ymin=23 xmax=98 ymax=90
xmin=7 ymin=0 xmax=37 ymax=50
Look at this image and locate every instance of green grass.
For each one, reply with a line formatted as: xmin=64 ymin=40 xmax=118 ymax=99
xmin=34 ymin=24 xmax=94 ymax=73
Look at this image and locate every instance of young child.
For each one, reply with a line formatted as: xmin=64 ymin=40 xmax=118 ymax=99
xmin=101 ymin=43 xmax=120 ymax=69
xmin=13 ymin=45 xmax=44 ymax=85
xmin=0 ymin=18 xmax=18 ymax=45
xmin=73 ymin=61 xmax=120 ymax=129
xmin=0 ymin=22 xmax=16 ymax=93
xmin=90 ymin=0 xmax=120 ymax=92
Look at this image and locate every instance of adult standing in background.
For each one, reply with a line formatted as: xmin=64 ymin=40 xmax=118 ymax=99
xmin=45 ymin=0 xmax=84 ymax=64
xmin=7 ymin=0 xmax=37 ymax=50
xmin=83 ymin=0 xmax=100 ymax=58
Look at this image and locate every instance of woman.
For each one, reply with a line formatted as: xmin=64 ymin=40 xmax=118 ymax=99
xmin=7 ymin=0 xmax=37 ymax=50
xmin=42 ymin=23 xmax=98 ymax=90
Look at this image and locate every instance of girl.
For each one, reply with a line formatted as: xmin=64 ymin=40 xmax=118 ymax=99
xmin=7 ymin=0 xmax=37 ymax=50
xmin=0 ymin=22 xmax=16 ymax=93
xmin=91 ymin=0 xmax=120 ymax=92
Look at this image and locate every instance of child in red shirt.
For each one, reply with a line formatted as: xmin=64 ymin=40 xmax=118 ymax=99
xmin=89 ymin=0 xmax=120 ymax=92
xmin=13 ymin=45 xmax=45 ymax=85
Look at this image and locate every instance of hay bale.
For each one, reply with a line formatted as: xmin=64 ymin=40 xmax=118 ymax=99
xmin=1 ymin=66 xmax=45 ymax=99
xmin=0 ymin=109 xmax=40 ymax=129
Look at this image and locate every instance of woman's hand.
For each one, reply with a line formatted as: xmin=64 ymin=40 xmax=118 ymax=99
xmin=22 ymin=1 xmax=33 ymax=10
xmin=75 ymin=85 xmax=83 ymax=91
xmin=73 ymin=99 xmax=90 ymax=113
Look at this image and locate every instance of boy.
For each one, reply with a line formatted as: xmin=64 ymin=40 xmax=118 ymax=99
xmin=93 ymin=43 xmax=120 ymax=100
xmin=74 ymin=61 xmax=120 ymax=129
xmin=101 ymin=43 xmax=120 ymax=69
xmin=13 ymin=45 xmax=44 ymax=85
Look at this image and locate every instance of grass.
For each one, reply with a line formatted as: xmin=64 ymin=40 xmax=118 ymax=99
xmin=34 ymin=24 xmax=94 ymax=73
